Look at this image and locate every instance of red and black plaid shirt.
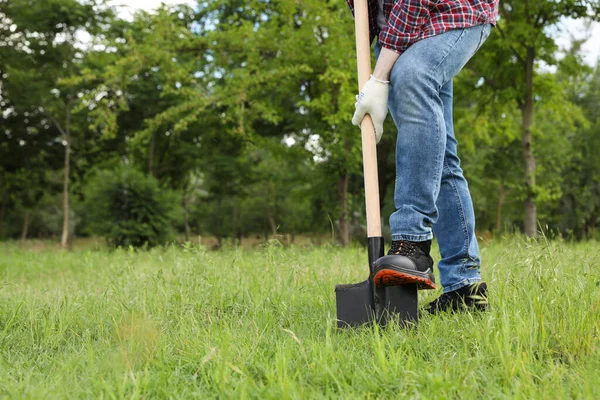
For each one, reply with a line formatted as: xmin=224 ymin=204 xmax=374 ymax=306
xmin=346 ymin=0 xmax=499 ymax=55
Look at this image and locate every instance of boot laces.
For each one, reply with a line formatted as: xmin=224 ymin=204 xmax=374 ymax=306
xmin=389 ymin=240 xmax=418 ymax=257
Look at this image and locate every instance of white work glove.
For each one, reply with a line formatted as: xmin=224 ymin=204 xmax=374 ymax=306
xmin=352 ymin=75 xmax=389 ymax=144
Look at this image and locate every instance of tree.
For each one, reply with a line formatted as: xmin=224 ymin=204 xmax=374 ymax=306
xmin=554 ymin=57 xmax=600 ymax=239
xmin=194 ymin=0 xmax=364 ymax=245
xmin=92 ymin=0 xmax=365 ymax=246
xmin=461 ymin=0 xmax=599 ymax=236
xmin=1 ymin=0 xmax=115 ymax=247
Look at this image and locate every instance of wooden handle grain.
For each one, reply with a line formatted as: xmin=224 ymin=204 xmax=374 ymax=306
xmin=354 ymin=0 xmax=382 ymax=238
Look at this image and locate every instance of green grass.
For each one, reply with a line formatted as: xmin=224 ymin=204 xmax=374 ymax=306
xmin=0 ymin=237 xmax=599 ymax=399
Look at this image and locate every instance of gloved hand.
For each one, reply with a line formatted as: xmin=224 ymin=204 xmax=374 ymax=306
xmin=352 ymin=75 xmax=389 ymax=144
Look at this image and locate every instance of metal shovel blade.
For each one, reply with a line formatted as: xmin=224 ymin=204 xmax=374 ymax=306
xmin=335 ymin=279 xmax=375 ymax=328
xmin=335 ymin=281 xmax=418 ymax=328
xmin=335 ymin=237 xmax=419 ymax=328
xmin=375 ymin=284 xmax=418 ymax=326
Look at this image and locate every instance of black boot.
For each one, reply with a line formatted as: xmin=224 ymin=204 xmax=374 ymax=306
xmin=372 ymin=240 xmax=436 ymax=290
xmin=425 ymin=282 xmax=489 ymax=314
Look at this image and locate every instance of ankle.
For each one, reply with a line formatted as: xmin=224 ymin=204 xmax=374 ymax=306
xmin=415 ymin=240 xmax=431 ymax=254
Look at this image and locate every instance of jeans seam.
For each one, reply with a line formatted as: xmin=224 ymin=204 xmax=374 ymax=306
xmin=443 ymin=158 xmax=470 ymax=260
xmin=392 ymin=233 xmax=433 ymax=241
xmin=433 ymin=93 xmax=444 ymax=202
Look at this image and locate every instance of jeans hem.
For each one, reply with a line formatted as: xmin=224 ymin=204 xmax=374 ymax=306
xmin=391 ymin=233 xmax=434 ymax=242
xmin=442 ymin=278 xmax=482 ymax=294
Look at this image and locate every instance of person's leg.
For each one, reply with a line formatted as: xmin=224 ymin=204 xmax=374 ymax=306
xmin=386 ymin=25 xmax=490 ymax=241
xmin=433 ymin=80 xmax=482 ymax=293
xmin=372 ymin=25 xmax=491 ymax=290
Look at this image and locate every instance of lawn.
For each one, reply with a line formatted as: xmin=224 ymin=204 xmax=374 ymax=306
xmin=0 ymin=237 xmax=599 ymax=399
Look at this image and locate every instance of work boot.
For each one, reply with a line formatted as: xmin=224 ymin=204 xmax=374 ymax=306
xmin=425 ymin=282 xmax=489 ymax=314
xmin=372 ymin=240 xmax=436 ymax=290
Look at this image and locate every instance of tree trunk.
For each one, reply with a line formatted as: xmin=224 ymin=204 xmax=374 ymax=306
xmin=495 ymin=184 xmax=506 ymax=233
xmin=338 ymin=171 xmax=350 ymax=247
xmin=0 ymin=203 xmax=5 ymax=239
xmin=586 ymin=210 xmax=598 ymax=240
xmin=61 ymin=98 xmax=73 ymax=249
xmin=267 ymin=215 xmax=277 ymax=236
xmin=183 ymin=192 xmax=191 ymax=242
xmin=148 ymin=131 xmax=156 ymax=176
xmin=232 ymin=204 xmax=239 ymax=245
xmin=264 ymin=178 xmax=278 ymax=237
xmin=214 ymin=196 xmax=223 ymax=248
xmin=21 ymin=210 xmax=30 ymax=241
xmin=522 ymin=46 xmax=537 ymax=238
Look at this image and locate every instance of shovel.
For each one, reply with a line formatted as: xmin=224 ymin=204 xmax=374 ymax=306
xmin=335 ymin=0 xmax=418 ymax=328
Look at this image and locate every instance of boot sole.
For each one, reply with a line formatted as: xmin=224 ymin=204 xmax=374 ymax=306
xmin=374 ymin=269 xmax=437 ymax=290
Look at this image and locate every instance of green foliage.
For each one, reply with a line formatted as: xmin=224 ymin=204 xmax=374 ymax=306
xmin=83 ymin=166 xmax=181 ymax=248
xmin=455 ymin=1 xmax=600 ymax=234
xmin=2 ymin=0 xmax=600 ymax=243
xmin=552 ymin=63 xmax=600 ymax=239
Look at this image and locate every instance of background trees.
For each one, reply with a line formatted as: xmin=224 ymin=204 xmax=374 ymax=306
xmin=1 ymin=0 xmax=115 ymax=247
xmin=1 ymin=0 xmax=600 ymax=247
xmin=463 ymin=0 xmax=600 ymax=237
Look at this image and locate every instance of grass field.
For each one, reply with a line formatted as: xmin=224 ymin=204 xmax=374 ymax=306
xmin=0 ymin=237 xmax=599 ymax=399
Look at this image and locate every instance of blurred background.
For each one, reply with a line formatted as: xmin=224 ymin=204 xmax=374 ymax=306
xmin=1 ymin=0 xmax=600 ymax=249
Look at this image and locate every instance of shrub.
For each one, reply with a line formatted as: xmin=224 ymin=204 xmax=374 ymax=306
xmin=84 ymin=166 xmax=181 ymax=248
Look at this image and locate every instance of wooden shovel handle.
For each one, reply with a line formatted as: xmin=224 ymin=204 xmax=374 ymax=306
xmin=354 ymin=0 xmax=382 ymax=238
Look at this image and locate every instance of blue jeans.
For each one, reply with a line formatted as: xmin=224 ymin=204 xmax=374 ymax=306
xmin=375 ymin=24 xmax=491 ymax=293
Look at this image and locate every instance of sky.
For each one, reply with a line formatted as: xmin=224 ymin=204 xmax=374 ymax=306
xmin=109 ymin=0 xmax=196 ymax=19
xmin=111 ymin=0 xmax=600 ymax=66
xmin=557 ymin=18 xmax=600 ymax=66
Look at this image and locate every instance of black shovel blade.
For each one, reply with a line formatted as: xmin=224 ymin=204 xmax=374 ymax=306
xmin=335 ymin=237 xmax=419 ymax=328
xmin=375 ymin=284 xmax=418 ymax=326
xmin=335 ymin=279 xmax=374 ymax=328
xmin=335 ymin=280 xmax=418 ymax=327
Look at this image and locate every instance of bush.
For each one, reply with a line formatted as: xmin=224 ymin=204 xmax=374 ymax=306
xmin=84 ymin=166 xmax=181 ymax=248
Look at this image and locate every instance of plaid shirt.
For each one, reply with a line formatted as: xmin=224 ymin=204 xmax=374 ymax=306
xmin=346 ymin=0 xmax=499 ymax=55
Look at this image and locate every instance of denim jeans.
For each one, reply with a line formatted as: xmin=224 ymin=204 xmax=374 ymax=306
xmin=375 ymin=24 xmax=492 ymax=293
